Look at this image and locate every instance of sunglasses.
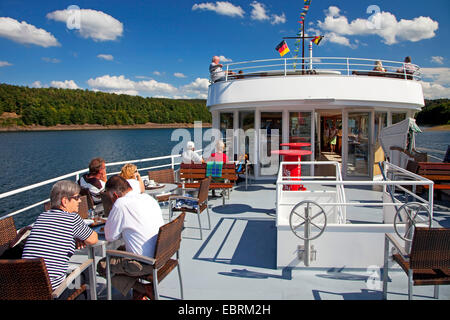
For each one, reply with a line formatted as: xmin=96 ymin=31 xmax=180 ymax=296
xmin=69 ymin=194 xmax=82 ymax=201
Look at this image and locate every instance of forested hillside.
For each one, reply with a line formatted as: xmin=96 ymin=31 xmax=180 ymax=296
xmin=0 ymin=83 xmax=211 ymax=127
xmin=415 ymin=99 xmax=450 ymax=126
xmin=0 ymin=83 xmax=448 ymax=128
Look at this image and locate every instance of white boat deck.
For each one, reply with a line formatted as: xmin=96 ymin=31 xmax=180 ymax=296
xmin=76 ymin=181 xmax=450 ymax=300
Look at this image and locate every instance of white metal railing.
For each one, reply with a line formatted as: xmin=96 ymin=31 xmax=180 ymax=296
xmin=0 ymin=151 xmax=201 ymax=222
xmin=276 ymin=161 xmax=434 ymax=224
xmin=217 ymin=57 xmax=421 ymax=82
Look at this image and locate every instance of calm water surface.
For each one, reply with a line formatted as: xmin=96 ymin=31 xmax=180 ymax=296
xmin=0 ymin=129 xmax=203 ymax=226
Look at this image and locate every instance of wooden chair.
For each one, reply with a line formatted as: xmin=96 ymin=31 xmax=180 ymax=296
xmin=100 ymin=191 xmax=114 ymax=218
xmin=43 ymin=195 xmax=90 ymax=219
xmin=148 ymin=169 xmax=176 ymax=203
xmin=0 ymin=257 xmax=94 ymax=300
xmin=0 ymin=217 xmax=32 ymax=259
xmin=80 ymin=187 xmax=95 ymax=211
xmin=105 ymin=212 xmax=186 ymax=300
xmin=169 ymin=177 xmax=211 ymax=240
xmin=383 ymin=227 xmax=450 ymax=300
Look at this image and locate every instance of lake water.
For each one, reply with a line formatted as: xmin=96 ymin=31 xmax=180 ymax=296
xmin=0 ymin=128 xmax=205 ymax=227
xmin=0 ymin=127 xmax=448 ymax=227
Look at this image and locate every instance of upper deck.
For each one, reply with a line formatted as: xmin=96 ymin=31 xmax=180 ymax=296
xmin=207 ymin=57 xmax=425 ymax=111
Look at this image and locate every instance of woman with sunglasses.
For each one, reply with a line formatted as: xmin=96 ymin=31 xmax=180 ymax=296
xmin=22 ymin=180 xmax=98 ymax=299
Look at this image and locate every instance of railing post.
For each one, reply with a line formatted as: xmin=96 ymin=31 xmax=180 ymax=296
xmin=171 ymin=156 xmax=175 ymax=170
xmin=226 ymin=65 xmax=229 ymax=81
xmin=284 ymin=58 xmax=287 ymax=76
xmin=346 ymin=58 xmax=350 ymax=76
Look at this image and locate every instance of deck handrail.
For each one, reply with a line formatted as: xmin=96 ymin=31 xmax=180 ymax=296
xmin=0 ymin=150 xmax=203 ymax=221
xmin=220 ymin=57 xmax=421 ymax=82
xmin=276 ymin=161 xmax=434 ymax=222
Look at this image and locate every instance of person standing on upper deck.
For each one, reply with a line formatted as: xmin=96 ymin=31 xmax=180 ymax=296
xmin=209 ymin=56 xmax=225 ymax=82
xmin=209 ymin=56 xmax=235 ymax=82
xmin=79 ymin=157 xmax=107 ymax=204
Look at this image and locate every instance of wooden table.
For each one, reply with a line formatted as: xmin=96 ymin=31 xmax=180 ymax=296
xmin=271 ymin=149 xmax=312 ymax=191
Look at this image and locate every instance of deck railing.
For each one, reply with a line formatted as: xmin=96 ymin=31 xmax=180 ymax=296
xmin=216 ymin=57 xmax=421 ymax=82
xmin=0 ymin=151 xmax=200 ymax=224
xmin=276 ymin=161 xmax=434 ymax=225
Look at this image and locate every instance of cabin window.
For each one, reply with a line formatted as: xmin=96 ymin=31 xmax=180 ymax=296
xmin=392 ymin=112 xmax=406 ymax=124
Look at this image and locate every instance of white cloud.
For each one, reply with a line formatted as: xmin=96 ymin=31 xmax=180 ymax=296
xmin=180 ymin=78 xmax=210 ymax=99
xmin=314 ymin=6 xmax=439 ymax=47
xmin=192 ymin=1 xmax=245 ymax=18
xmin=97 ymin=54 xmax=114 ymax=61
xmin=0 ymin=17 xmax=60 ymax=47
xmin=174 ymin=72 xmax=187 ymax=78
xmin=0 ymin=61 xmax=12 ymax=67
xmin=431 ymin=56 xmax=444 ymax=65
xmin=42 ymin=57 xmax=61 ymax=63
xmin=30 ymin=81 xmax=44 ymax=88
xmin=153 ymin=71 xmax=162 ymax=76
xmin=50 ymin=80 xmax=80 ymax=89
xmin=250 ymin=2 xmax=286 ymax=25
xmin=87 ymin=75 xmax=178 ymax=96
xmin=250 ymin=1 xmax=269 ymax=21
xmin=271 ymin=13 xmax=286 ymax=25
xmin=420 ymin=67 xmax=450 ymax=99
xmin=47 ymin=8 xmax=123 ymax=41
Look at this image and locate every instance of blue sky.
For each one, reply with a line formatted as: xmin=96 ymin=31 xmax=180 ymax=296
xmin=0 ymin=0 xmax=449 ymax=99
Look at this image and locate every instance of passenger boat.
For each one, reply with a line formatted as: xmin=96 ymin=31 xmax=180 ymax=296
xmin=0 ymin=53 xmax=449 ymax=301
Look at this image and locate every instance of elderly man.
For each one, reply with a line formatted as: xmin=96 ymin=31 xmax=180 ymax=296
xmin=182 ymin=141 xmax=204 ymax=164
xmin=209 ymin=56 xmax=234 ymax=82
xmin=79 ymin=157 xmax=107 ymax=204
xmin=22 ymin=180 xmax=98 ymax=296
xmin=97 ymin=175 xmax=164 ymax=300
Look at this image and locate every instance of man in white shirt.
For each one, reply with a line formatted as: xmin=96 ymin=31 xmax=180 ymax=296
xmin=97 ymin=175 xmax=164 ymax=299
xmin=182 ymin=141 xmax=204 ymax=164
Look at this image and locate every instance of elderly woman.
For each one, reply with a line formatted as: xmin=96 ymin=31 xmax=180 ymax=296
xmin=208 ymin=140 xmax=230 ymax=163
xmin=119 ymin=163 xmax=145 ymax=194
xmin=182 ymin=141 xmax=204 ymax=164
xmin=22 ymin=180 xmax=98 ymax=295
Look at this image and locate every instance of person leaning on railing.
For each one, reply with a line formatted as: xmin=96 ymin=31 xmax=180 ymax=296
xmin=396 ymin=56 xmax=417 ymax=77
xmin=209 ymin=56 xmax=235 ymax=82
xmin=22 ymin=180 xmax=98 ymax=299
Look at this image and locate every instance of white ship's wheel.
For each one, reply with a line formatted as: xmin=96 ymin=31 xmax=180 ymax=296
xmin=394 ymin=202 xmax=431 ymax=242
xmin=289 ymin=200 xmax=327 ymax=241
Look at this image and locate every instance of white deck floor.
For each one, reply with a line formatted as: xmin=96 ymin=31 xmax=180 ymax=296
xmin=76 ymin=181 xmax=450 ymax=300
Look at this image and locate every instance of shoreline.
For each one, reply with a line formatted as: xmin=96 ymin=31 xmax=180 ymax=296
xmin=421 ymin=124 xmax=450 ymax=132
xmin=0 ymin=123 xmax=448 ymax=132
xmin=0 ymin=122 xmax=212 ymax=132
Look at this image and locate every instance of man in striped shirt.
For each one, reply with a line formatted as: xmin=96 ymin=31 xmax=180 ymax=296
xmin=22 ymin=180 xmax=98 ymax=295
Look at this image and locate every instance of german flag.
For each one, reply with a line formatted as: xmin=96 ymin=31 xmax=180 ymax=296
xmin=275 ymin=40 xmax=290 ymax=57
xmin=312 ymin=36 xmax=323 ymax=45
